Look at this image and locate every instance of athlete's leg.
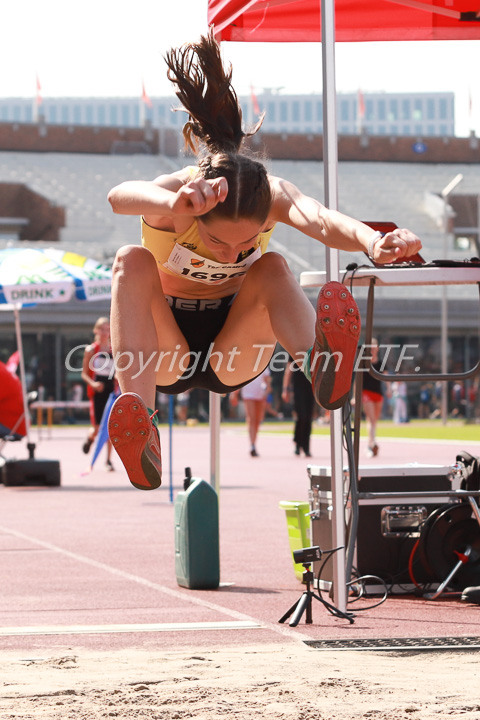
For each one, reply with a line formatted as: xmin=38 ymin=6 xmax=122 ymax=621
xmin=244 ymin=398 xmax=266 ymax=455
xmin=108 ymin=245 xmax=187 ymax=490
xmin=363 ymin=397 xmax=382 ymax=456
xmin=212 ymin=253 xmax=359 ymax=410
xmin=244 ymin=399 xmax=259 ymax=446
xmin=362 ymin=397 xmax=377 ymax=447
xmin=212 ymin=253 xmax=315 ymax=386
xmin=253 ymin=399 xmax=267 ymax=439
xmin=110 ymin=245 xmax=188 ymax=408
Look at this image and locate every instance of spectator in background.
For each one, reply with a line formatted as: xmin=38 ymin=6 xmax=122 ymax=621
xmin=361 ymin=339 xmax=384 ymax=458
xmin=429 ymin=381 xmax=443 ymax=419
xmin=418 ymin=383 xmax=432 ymax=419
xmin=391 ymin=379 xmax=408 ymax=424
xmin=175 ymin=390 xmax=191 ymax=424
xmin=81 ymin=317 xmax=116 ymax=471
xmin=65 ymin=382 xmax=84 ymax=425
xmin=155 ymin=391 xmax=171 ymax=423
xmin=282 ymin=358 xmax=314 ymax=457
xmin=451 ymin=381 xmax=465 ymax=417
xmin=233 ymin=367 xmax=271 ymax=457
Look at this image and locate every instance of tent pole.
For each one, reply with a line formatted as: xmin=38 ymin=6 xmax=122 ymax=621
xmin=321 ymin=0 xmax=347 ymax=614
xmin=13 ymin=305 xmax=34 ymax=454
xmin=169 ymin=395 xmax=174 ymax=503
xmin=209 ymin=391 xmax=221 ymax=494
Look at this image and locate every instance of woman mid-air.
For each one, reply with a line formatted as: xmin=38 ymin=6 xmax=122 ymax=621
xmin=106 ymin=30 xmax=422 ymax=490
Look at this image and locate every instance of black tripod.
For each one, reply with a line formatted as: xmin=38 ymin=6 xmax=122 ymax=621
xmin=278 ymin=563 xmax=323 ymax=627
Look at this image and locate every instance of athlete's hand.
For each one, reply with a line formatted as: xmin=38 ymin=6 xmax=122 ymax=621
xmin=171 ymin=177 xmax=228 ymax=216
xmin=372 ymin=228 xmax=422 ymax=264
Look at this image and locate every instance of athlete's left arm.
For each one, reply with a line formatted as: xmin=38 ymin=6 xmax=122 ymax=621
xmin=269 ymin=176 xmax=422 ymax=263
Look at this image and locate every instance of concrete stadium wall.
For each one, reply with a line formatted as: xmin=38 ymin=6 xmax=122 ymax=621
xmin=247 ymin=131 xmax=480 ymax=164
xmin=0 ymin=121 xmax=479 ymax=163
xmin=0 ymin=182 xmax=65 ymax=241
xmin=0 ymin=121 xmax=163 ymax=155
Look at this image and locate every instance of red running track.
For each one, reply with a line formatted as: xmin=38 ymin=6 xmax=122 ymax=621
xmin=1 ymin=422 xmax=480 ymax=653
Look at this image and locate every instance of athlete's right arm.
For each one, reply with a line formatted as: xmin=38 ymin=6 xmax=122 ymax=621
xmin=107 ymin=169 xmax=228 ymax=228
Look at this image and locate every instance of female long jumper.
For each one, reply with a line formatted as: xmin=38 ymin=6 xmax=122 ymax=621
xmin=106 ymin=30 xmax=422 ymax=490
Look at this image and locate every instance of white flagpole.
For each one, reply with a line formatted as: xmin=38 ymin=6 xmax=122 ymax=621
xmin=13 ymin=306 xmax=32 ymax=449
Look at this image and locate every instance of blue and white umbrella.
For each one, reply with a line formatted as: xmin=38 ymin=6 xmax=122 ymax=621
xmin=0 ymin=247 xmax=112 ymax=305
xmin=0 ymin=247 xmax=112 ymax=448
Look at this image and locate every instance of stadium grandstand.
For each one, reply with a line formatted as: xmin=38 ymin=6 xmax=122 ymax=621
xmin=0 ymin=119 xmax=479 ymax=414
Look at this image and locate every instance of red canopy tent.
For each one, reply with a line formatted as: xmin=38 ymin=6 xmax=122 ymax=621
xmin=207 ymin=0 xmax=480 ymax=612
xmin=208 ymin=0 xmax=480 ymax=41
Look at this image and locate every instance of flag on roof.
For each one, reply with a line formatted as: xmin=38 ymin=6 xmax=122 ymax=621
xmin=141 ymin=80 xmax=153 ymax=108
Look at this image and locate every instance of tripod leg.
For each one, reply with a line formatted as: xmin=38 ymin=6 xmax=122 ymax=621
xmin=423 ymin=546 xmax=471 ymax=600
xmin=278 ymin=597 xmax=301 ymax=624
xmin=289 ymin=592 xmax=311 ymax=627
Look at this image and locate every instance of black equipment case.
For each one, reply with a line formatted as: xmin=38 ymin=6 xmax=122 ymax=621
xmin=308 ymin=463 xmax=459 ymax=592
xmin=0 ymin=458 xmax=61 ymax=487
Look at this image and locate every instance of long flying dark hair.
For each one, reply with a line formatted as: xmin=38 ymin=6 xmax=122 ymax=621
xmin=165 ymin=29 xmax=272 ymax=225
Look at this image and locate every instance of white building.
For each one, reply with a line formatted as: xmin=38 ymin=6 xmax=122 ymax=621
xmin=0 ymin=91 xmax=455 ymax=137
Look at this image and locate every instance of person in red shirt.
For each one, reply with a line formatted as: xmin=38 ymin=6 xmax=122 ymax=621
xmin=81 ymin=317 xmax=116 ymax=470
xmin=0 ymin=361 xmax=26 ymax=439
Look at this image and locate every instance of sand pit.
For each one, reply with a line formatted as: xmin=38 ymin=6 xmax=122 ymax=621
xmin=1 ymin=641 xmax=480 ymax=719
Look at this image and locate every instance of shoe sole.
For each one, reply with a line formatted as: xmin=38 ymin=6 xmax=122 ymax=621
xmin=312 ymin=281 xmax=361 ymax=410
xmin=82 ymin=439 xmax=93 ymax=454
xmin=108 ymin=393 xmax=162 ymax=491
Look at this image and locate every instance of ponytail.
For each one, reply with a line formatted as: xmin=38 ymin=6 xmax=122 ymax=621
xmin=165 ymin=30 xmax=271 ymax=225
xmin=165 ymin=28 xmax=263 ymax=155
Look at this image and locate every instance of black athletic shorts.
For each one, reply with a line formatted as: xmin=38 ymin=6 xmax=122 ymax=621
xmin=92 ymin=376 xmax=115 ymax=424
xmin=156 ymin=294 xmax=271 ymax=395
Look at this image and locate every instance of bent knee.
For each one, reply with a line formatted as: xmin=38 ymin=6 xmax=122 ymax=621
xmin=112 ymin=245 xmax=157 ymax=280
xmin=248 ymin=251 xmax=291 ymax=280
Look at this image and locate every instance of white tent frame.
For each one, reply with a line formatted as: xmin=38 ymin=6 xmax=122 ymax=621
xmin=209 ymin=0 xmax=480 ymax=611
xmin=207 ymin=0 xmax=347 ymax=611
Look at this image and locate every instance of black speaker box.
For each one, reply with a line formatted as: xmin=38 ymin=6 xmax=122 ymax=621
xmin=0 ymin=459 xmax=61 ymax=487
xmin=308 ymin=464 xmax=457 ymax=590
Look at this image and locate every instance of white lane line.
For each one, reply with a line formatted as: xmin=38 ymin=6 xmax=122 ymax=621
xmin=366 ymin=437 xmax=480 ymax=447
xmin=0 ymin=526 xmax=312 ymax=641
xmin=0 ymin=621 xmax=261 ymax=637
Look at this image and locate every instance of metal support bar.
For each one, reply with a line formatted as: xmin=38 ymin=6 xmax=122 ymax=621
xmin=322 ymin=0 xmax=347 ymax=615
xmin=423 ymin=546 xmax=471 ymax=601
xmin=364 ymin=278 xmax=480 ymax=382
xmin=468 ymin=495 xmax=480 ymax=526
xmin=357 ymin=490 xmax=480 ymax=500
xmin=209 ymin=392 xmax=221 ymax=495
xmin=13 ymin=305 xmax=32 ymax=447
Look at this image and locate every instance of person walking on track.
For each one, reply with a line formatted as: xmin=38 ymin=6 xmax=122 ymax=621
xmin=81 ymin=316 xmax=116 ymax=470
xmin=106 ymin=30 xmax=422 ymax=491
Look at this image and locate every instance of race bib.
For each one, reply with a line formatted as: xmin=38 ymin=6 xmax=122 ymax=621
xmin=163 ymin=244 xmax=261 ymax=285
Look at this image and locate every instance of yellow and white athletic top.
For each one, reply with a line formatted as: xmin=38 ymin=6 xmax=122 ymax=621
xmin=141 ymin=218 xmax=275 ymax=300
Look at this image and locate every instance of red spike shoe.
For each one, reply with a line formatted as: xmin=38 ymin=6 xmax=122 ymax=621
xmin=108 ymin=392 xmax=162 ymax=490
xmin=311 ymin=281 xmax=361 ymax=410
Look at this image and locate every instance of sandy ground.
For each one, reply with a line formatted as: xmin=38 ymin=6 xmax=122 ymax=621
xmin=1 ymin=641 xmax=480 ymax=719
xmin=3 ymin=427 xmax=480 ymax=718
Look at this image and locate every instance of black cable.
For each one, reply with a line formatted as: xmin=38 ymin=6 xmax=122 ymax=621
xmin=346 ymin=575 xmax=388 ymax=610
xmin=315 ymin=547 xmax=355 ymax=623
xmin=341 ymin=262 xmax=372 ymax=293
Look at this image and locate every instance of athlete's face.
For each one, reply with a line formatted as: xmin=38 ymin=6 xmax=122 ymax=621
xmin=95 ymin=322 xmax=110 ymax=339
xmin=197 ymin=217 xmax=265 ymax=264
